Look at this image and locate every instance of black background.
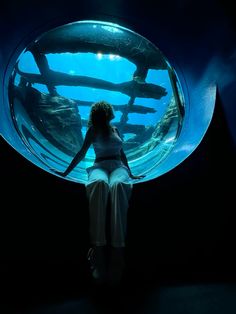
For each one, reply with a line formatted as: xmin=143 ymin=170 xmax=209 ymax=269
xmin=1 ymin=0 xmax=236 ymax=312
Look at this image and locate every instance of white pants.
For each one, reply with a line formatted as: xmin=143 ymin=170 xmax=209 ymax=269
xmin=85 ymin=162 xmax=133 ymax=248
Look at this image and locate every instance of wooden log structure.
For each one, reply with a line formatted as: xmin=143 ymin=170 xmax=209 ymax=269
xmin=27 ymin=22 xmax=168 ymax=71
xmin=70 ymin=99 xmax=157 ymax=114
xmin=10 ymin=21 xmax=185 ymax=158
xmin=15 ymin=64 xmax=167 ymax=100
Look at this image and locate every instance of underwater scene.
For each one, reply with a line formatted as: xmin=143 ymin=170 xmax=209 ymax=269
xmin=8 ymin=20 xmax=185 ymax=184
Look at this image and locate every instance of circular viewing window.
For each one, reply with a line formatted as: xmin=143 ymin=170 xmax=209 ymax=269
xmin=7 ymin=20 xmax=186 ymax=184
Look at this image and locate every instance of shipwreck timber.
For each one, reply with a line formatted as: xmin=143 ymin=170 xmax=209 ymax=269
xmin=9 ymin=20 xmax=184 ymax=158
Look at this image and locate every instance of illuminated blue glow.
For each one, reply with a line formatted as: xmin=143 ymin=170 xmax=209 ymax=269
xmin=0 ymin=20 xmax=216 ymax=184
xmin=101 ymin=26 xmax=123 ymax=33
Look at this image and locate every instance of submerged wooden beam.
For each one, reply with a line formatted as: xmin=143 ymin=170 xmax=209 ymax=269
xmin=28 ymin=22 xmax=167 ymax=70
xmin=30 ymin=48 xmax=58 ymax=96
xmin=16 ymin=66 xmax=167 ymax=99
xmin=74 ymin=99 xmax=157 ymax=114
xmin=81 ymin=119 xmax=145 ymax=134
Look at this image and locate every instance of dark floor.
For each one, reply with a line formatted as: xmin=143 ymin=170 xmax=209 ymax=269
xmin=17 ymin=284 xmax=236 ymax=314
xmin=1 ymin=256 xmax=236 ymax=314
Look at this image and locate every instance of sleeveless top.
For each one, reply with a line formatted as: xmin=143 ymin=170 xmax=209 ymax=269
xmin=92 ymin=127 xmax=123 ymax=158
xmin=86 ymin=126 xmax=129 ymax=175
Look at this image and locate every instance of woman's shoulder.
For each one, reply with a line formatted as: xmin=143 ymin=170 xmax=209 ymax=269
xmin=111 ymin=125 xmax=123 ymax=139
xmin=111 ymin=125 xmax=118 ymax=131
xmin=111 ymin=125 xmax=119 ymax=134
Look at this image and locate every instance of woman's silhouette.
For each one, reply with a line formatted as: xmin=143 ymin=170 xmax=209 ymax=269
xmin=55 ymin=101 xmax=145 ymax=285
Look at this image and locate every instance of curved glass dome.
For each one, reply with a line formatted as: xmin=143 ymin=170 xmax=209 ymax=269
xmin=1 ymin=20 xmax=215 ymax=184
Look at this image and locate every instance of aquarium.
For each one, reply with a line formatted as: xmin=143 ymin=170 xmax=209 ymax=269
xmin=1 ymin=20 xmax=215 ymax=184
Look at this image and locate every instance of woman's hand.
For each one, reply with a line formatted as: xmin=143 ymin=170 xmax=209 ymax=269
xmin=129 ymin=174 xmax=146 ymax=180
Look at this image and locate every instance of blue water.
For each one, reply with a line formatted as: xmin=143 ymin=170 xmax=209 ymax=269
xmin=9 ymin=20 xmax=184 ymax=184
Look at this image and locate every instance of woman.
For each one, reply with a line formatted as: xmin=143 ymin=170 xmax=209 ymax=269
xmin=55 ymin=100 xmax=145 ymax=284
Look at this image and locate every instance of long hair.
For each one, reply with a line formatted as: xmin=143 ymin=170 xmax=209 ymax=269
xmin=87 ymin=100 xmax=115 ymax=134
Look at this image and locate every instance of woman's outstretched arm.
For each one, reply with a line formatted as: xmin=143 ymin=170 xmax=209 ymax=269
xmin=114 ymin=127 xmax=145 ymax=180
xmin=120 ymin=148 xmax=145 ymax=180
xmin=58 ymin=126 xmax=94 ymax=177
